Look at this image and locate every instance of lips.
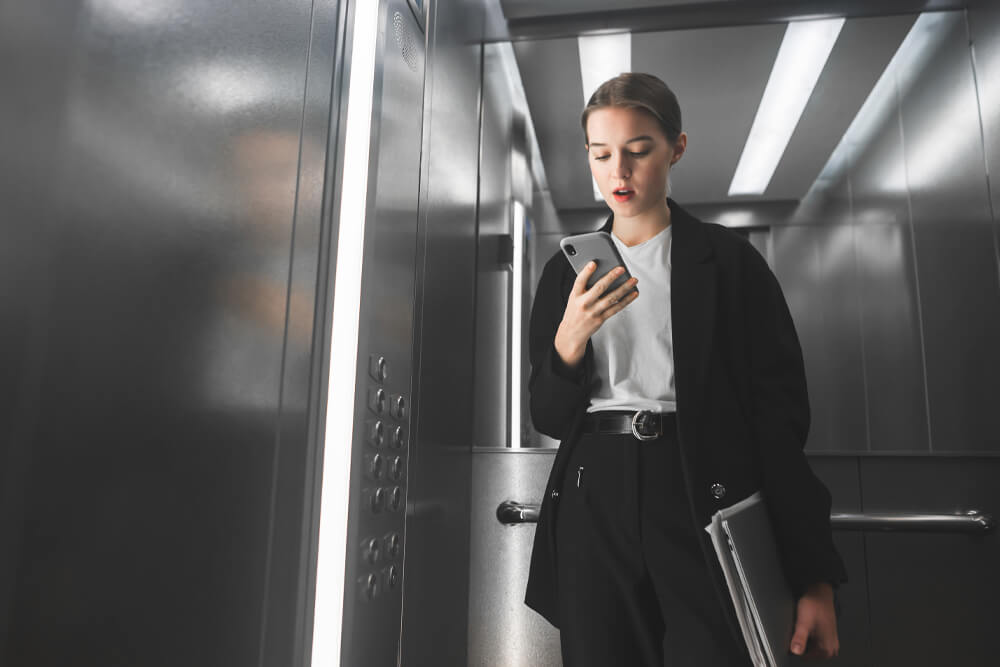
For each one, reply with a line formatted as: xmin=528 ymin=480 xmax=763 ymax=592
xmin=612 ymin=188 xmax=634 ymax=202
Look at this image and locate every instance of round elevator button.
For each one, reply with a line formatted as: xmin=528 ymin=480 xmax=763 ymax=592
xmin=362 ymin=537 xmax=381 ymax=564
xmin=361 ymin=572 xmax=379 ymax=600
xmin=710 ymin=482 xmax=727 ymax=499
xmin=388 ymin=486 xmax=403 ymax=512
xmin=384 ymin=532 xmax=401 ymax=558
xmin=369 ymin=487 xmax=385 ymax=513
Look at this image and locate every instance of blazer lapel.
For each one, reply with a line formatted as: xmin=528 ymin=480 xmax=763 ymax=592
xmin=668 ymin=199 xmax=716 ymax=418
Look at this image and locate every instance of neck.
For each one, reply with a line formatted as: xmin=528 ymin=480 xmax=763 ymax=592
xmin=612 ymin=199 xmax=671 ymax=247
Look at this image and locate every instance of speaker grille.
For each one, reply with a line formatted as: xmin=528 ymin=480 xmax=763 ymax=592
xmin=393 ymin=11 xmax=418 ymax=72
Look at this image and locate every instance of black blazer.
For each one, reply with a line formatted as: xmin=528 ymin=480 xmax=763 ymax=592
xmin=524 ymin=198 xmax=848 ymax=635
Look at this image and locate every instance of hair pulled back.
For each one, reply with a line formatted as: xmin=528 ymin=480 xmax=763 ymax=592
xmin=581 ymin=72 xmax=682 ymax=145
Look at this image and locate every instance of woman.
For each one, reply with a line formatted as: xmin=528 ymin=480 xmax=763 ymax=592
xmin=523 ymin=73 xmax=848 ymax=666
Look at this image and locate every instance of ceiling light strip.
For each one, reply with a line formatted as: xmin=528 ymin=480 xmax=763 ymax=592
xmin=728 ymin=18 xmax=845 ymax=196
xmin=578 ymin=32 xmax=631 ymax=200
xmin=310 ymin=1 xmax=380 ymax=665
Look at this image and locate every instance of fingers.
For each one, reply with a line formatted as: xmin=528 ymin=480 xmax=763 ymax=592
xmin=790 ymin=604 xmax=840 ymax=661
xmin=790 ymin=613 xmax=811 ymax=657
xmin=582 ymin=265 xmax=627 ymax=306
xmin=571 ymin=261 xmax=598 ymax=295
xmin=597 ymin=287 xmax=638 ymax=321
xmin=595 ymin=276 xmax=638 ymax=312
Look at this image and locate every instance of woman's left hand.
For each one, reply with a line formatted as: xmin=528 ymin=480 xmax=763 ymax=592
xmin=789 ymin=582 xmax=840 ymax=660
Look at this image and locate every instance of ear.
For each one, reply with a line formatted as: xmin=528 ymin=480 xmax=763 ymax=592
xmin=670 ymin=132 xmax=688 ymax=165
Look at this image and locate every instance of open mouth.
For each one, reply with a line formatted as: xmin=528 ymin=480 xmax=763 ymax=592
xmin=612 ymin=188 xmax=635 ymax=202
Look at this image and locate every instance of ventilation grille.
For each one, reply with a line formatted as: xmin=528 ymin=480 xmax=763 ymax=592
xmin=393 ymin=11 xmax=417 ymax=72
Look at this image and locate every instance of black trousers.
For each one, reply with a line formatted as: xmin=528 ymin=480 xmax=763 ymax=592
xmin=555 ymin=419 xmax=754 ymax=667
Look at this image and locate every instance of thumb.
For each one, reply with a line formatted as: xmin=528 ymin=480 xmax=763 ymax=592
xmin=790 ymin=617 xmax=811 ymax=656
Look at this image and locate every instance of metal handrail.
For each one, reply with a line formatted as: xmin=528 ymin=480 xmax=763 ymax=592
xmin=496 ymin=500 xmax=995 ymax=534
xmin=830 ymin=511 xmax=995 ymax=533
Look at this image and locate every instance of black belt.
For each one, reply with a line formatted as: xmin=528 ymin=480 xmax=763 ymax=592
xmin=581 ymin=410 xmax=677 ymax=441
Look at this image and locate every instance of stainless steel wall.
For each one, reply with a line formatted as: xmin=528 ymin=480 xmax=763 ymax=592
xmin=398 ymin=0 xmax=486 ymax=663
xmin=0 ymin=1 xmax=343 ymax=666
xmin=473 ymin=44 xmax=515 ymax=449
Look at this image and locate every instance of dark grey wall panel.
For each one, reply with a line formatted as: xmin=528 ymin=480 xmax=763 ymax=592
xmin=0 ymin=0 xmax=329 ymax=665
xmin=898 ymin=12 xmax=1000 ymax=454
xmin=771 ymin=224 xmax=868 ymax=454
xmin=861 ymin=457 xmax=1000 ymax=667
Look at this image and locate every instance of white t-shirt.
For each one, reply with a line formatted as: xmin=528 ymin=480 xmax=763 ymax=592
xmin=586 ymin=223 xmax=676 ymax=413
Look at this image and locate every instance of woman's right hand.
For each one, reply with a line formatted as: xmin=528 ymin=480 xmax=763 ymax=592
xmin=553 ymin=262 xmax=639 ymax=368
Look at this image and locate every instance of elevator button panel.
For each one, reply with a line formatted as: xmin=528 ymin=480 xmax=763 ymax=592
xmin=358 ymin=352 xmax=407 ymax=603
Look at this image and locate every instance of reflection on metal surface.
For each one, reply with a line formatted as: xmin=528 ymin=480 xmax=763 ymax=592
xmin=808 ymin=12 xmax=955 ymax=197
xmin=496 ymin=500 xmax=995 ymax=533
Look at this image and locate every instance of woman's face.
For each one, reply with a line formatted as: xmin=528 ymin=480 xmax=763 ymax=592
xmin=585 ymin=106 xmax=685 ymax=219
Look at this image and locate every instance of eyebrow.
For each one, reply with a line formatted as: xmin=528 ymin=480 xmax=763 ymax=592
xmin=588 ymin=135 xmax=655 ymax=148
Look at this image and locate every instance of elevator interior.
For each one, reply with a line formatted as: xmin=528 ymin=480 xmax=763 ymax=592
xmin=2 ymin=1 xmax=1000 ymax=666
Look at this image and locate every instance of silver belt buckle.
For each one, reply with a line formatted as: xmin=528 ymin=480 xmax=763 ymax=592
xmin=630 ymin=410 xmax=660 ymax=441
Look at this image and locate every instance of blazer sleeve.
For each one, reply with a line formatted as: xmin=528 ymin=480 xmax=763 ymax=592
xmin=741 ymin=243 xmax=849 ymax=597
xmin=527 ymin=254 xmax=591 ymax=440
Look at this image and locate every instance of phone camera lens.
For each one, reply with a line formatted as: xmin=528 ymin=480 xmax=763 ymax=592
xmin=565 ymin=244 xmax=576 ymax=256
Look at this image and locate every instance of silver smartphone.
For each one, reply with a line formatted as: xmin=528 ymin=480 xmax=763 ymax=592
xmin=559 ymin=231 xmax=635 ymax=297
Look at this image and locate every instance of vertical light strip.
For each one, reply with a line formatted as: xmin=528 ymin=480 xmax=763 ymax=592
xmin=510 ymin=201 xmax=525 ymax=448
xmin=578 ymin=32 xmax=631 ymax=200
xmin=310 ymin=1 xmax=380 ymax=665
xmin=728 ymin=18 xmax=845 ymax=196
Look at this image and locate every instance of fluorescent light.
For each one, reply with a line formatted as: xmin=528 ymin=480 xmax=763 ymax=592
xmin=310 ymin=1 xmax=380 ymax=665
xmin=728 ymin=18 xmax=844 ymax=196
xmin=578 ymin=32 xmax=631 ymax=200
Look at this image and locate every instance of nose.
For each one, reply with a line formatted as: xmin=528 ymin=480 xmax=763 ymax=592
xmin=611 ymin=153 xmax=631 ymax=180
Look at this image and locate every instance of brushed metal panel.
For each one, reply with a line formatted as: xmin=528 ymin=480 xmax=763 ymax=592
xmin=339 ymin=2 xmax=426 ymax=665
xmin=897 ymin=12 xmax=1000 ymax=454
xmin=0 ymin=0 xmax=319 ymax=665
xmin=861 ymin=457 xmax=1000 ymax=666
xmin=849 ymin=90 xmax=930 ymax=452
xmin=468 ymin=449 xmax=563 ymax=666
xmin=771 ymin=224 xmax=868 ymax=454
xmin=399 ymin=0 xmax=484 ymax=663
xmin=474 ymin=44 xmax=515 ymax=449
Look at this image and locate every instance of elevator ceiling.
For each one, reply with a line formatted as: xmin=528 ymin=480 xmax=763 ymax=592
xmin=510 ymin=14 xmax=917 ymax=209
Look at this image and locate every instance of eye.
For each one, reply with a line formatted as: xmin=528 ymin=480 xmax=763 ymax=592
xmin=593 ymin=154 xmax=610 ymax=161
xmin=629 ymin=150 xmax=650 ymax=157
